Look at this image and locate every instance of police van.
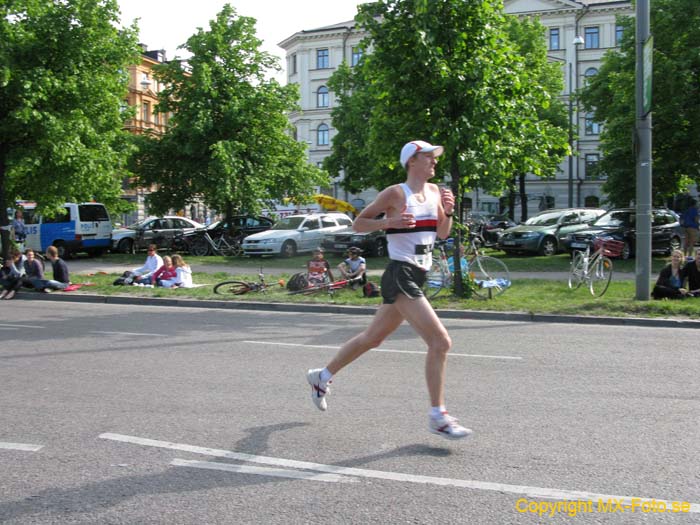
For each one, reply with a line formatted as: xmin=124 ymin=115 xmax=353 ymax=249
xmin=18 ymin=202 xmax=112 ymax=258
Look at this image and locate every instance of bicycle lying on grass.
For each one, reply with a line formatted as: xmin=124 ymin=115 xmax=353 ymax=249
xmin=567 ymin=236 xmax=623 ymax=297
xmin=213 ymin=268 xmax=284 ymax=295
xmin=425 ymin=236 xmax=511 ymax=300
xmin=287 ymin=275 xmax=365 ymax=296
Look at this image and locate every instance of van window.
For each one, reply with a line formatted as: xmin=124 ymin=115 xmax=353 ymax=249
xmin=43 ymin=207 xmax=71 ymax=223
xmin=79 ymin=204 xmax=109 ymax=221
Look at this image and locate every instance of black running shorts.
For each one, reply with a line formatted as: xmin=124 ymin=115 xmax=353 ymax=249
xmin=380 ymin=260 xmax=427 ymax=304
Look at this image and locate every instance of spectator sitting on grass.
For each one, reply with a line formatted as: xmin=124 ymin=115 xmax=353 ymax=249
xmin=307 ymin=247 xmax=333 ymax=286
xmin=159 ymin=254 xmax=192 ymax=288
xmin=131 ymin=244 xmax=163 ymax=285
xmin=337 ymin=247 xmax=367 ymax=288
xmin=0 ymin=248 xmax=26 ymax=300
xmin=33 ymin=245 xmax=70 ymax=293
xmin=152 ymin=256 xmax=177 ymax=287
xmin=652 ymin=249 xmax=689 ymax=300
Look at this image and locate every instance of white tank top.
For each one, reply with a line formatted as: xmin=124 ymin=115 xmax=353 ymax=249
xmin=386 ymin=183 xmax=438 ymax=270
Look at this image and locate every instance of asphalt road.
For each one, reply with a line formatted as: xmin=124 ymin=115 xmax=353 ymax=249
xmin=1 ymin=301 xmax=698 ymax=524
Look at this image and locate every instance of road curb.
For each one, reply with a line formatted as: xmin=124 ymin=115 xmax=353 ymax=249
xmin=19 ymin=292 xmax=700 ymax=329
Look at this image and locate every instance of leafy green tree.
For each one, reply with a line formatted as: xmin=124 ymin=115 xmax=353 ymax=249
xmin=132 ymin=5 xmax=326 ymax=221
xmin=325 ymin=0 xmax=568 ymax=295
xmin=580 ymin=0 xmax=700 ymax=207
xmin=0 ymin=0 xmax=140 ymax=257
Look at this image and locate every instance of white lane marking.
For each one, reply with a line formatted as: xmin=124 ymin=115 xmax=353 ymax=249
xmin=0 ymin=442 xmax=43 ymax=452
xmin=90 ymin=331 xmax=166 ymax=337
xmin=0 ymin=323 xmax=43 ymax=329
xmin=171 ymin=459 xmax=356 ymax=483
xmin=242 ymin=340 xmax=522 ymax=360
xmin=101 ymin=433 xmax=698 ymax=512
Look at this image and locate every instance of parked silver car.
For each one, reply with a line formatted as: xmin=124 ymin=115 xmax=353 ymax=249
xmin=111 ymin=216 xmax=204 ymax=253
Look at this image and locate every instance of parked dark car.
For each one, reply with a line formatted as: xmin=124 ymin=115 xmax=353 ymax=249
xmin=207 ymin=215 xmax=274 ymax=239
xmin=322 ymin=227 xmax=387 ymax=257
xmin=498 ymin=208 xmax=606 ymax=256
xmin=563 ymin=208 xmax=683 ymax=259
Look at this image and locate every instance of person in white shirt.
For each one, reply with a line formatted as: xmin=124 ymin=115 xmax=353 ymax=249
xmin=337 ymin=246 xmax=367 ymax=288
xmin=132 ymin=244 xmax=163 ymax=285
xmin=160 ymin=254 xmax=193 ymax=288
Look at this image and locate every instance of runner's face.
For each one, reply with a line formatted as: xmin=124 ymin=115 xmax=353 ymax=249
xmin=412 ymin=152 xmax=438 ymax=177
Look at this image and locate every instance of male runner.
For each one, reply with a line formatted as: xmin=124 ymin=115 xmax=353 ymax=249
xmin=306 ymin=140 xmax=471 ymax=439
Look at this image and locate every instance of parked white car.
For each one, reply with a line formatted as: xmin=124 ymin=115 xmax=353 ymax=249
xmin=241 ymin=213 xmax=353 ymax=257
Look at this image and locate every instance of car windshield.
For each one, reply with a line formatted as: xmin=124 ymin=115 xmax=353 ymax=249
xmin=272 ymin=216 xmax=305 ymax=230
xmin=125 ymin=218 xmax=150 ymax=229
xmin=525 ymin=212 xmax=562 ymax=227
xmin=594 ymin=211 xmax=633 ymax=227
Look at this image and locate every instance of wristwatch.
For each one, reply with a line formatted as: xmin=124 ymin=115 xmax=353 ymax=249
xmin=445 ymin=212 xmax=454 ymax=218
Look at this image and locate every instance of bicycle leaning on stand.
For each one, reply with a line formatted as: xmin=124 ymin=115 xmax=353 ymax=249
xmin=425 ymin=235 xmax=511 ymax=300
xmin=567 ymin=236 xmax=623 ymax=297
xmin=213 ymin=268 xmax=284 ymax=295
xmin=187 ymin=230 xmax=243 ymax=257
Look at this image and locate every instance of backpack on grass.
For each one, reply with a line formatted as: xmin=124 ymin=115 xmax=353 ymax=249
xmin=286 ymin=272 xmax=308 ymax=292
xmin=363 ymin=282 xmax=380 ymax=298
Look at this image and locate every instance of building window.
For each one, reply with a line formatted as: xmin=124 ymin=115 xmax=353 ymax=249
xmin=584 ymin=67 xmax=598 ymax=84
xmin=316 ymin=48 xmax=329 ymax=69
xmin=585 ymin=112 xmax=601 ymax=135
xmin=549 ymin=28 xmax=560 ymax=50
xmin=142 ymin=102 xmax=150 ymax=123
xmin=585 ymin=154 xmax=601 ymax=179
xmin=153 ymin=112 xmax=159 ymax=126
xmin=584 ymin=26 xmax=599 ymax=49
xmin=584 ymin=195 xmax=600 ymax=207
xmin=615 ymin=25 xmax=624 ymax=46
xmin=317 ymin=123 xmax=329 ymax=146
xmin=317 ymin=85 xmax=329 ymax=108
xmin=351 ymin=46 xmax=362 ymax=66
xmin=292 ymin=126 xmax=298 ymax=141
xmin=291 ymin=53 xmax=297 ymax=74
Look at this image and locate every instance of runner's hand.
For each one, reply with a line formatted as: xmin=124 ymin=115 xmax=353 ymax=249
xmin=440 ymin=188 xmax=455 ymax=216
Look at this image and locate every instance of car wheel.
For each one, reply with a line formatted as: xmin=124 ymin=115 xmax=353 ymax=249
xmin=280 ymin=240 xmax=297 ymax=258
xmin=539 ymin=237 xmax=557 ymax=256
xmin=621 ymin=241 xmax=632 ymax=260
xmin=372 ymin=238 xmax=387 ymax=257
xmin=53 ymin=241 xmax=70 ymax=259
xmin=668 ymin=236 xmax=682 ymax=254
xmin=117 ymin=238 xmax=134 ymax=254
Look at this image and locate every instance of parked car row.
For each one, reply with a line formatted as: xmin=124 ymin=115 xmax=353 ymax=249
xmin=496 ymin=207 xmax=683 ymax=258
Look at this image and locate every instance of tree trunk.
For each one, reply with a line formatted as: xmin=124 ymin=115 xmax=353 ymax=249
xmin=450 ymin=153 xmax=463 ymax=298
xmin=519 ymin=172 xmax=528 ymax=223
xmin=507 ymin=175 xmax=516 ymax=221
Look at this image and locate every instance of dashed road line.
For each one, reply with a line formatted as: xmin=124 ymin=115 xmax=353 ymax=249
xmin=171 ymin=459 xmax=356 ymax=483
xmin=0 ymin=442 xmax=43 ymax=452
xmin=90 ymin=331 xmax=167 ymax=337
xmin=100 ymin=432 xmax=698 ymax=512
xmin=242 ymin=340 xmax=522 ymax=360
xmin=0 ymin=323 xmax=43 ymax=329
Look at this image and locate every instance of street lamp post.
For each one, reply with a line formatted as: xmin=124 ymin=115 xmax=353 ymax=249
xmin=568 ymin=35 xmax=585 ymax=208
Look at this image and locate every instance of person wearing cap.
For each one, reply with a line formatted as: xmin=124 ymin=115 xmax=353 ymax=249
xmin=306 ymin=140 xmax=471 ymax=439
xmin=337 ymin=246 xmax=367 ymax=288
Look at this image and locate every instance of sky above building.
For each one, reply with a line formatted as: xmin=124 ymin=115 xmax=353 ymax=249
xmin=117 ymin=0 xmax=372 ymax=82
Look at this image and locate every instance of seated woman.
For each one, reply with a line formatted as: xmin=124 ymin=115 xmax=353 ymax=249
xmin=307 ymin=248 xmax=333 ymax=286
xmin=23 ymin=249 xmax=44 ymax=289
xmin=652 ymin=249 xmax=690 ymax=299
xmin=160 ymin=254 xmax=193 ymax=288
xmin=683 ymin=248 xmax=700 ymax=297
xmin=152 ymin=256 xmax=177 ymax=287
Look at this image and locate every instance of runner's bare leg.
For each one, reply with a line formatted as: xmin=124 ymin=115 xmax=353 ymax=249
xmin=392 ymin=294 xmax=451 ymax=407
xmin=326 ymin=303 xmax=405 ymax=375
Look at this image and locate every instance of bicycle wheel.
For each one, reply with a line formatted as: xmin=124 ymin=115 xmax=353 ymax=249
xmin=470 ymin=256 xmax=511 ymax=299
xmin=214 ymin=281 xmax=251 ymax=295
xmin=588 ymin=256 xmax=613 ymax=297
xmin=424 ymin=257 xmax=449 ymax=299
xmin=568 ymin=251 xmax=585 ymax=290
xmin=218 ymin=235 xmax=243 ymax=257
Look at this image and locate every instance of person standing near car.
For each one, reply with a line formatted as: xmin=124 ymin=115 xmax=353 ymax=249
xmin=681 ymin=199 xmax=699 ymax=257
xmin=306 ymin=140 xmax=471 ymax=440
xmin=12 ymin=210 xmax=26 ymax=246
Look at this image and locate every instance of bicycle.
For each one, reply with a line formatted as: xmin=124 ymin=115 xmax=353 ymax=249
xmin=287 ymin=275 xmax=365 ymax=296
xmin=425 ymin=236 xmax=511 ymax=300
xmin=213 ymin=268 xmax=284 ymax=295
xmin=188 ymin=230 xmax=243 ymax=257
xmin=567 ymin=236 xmax=623 ymax=297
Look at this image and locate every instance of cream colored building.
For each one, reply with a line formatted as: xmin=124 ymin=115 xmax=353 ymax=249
xmin=279 ymin=0 xmax=633 ymax=217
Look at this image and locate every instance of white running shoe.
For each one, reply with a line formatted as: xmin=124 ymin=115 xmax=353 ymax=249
xmin=429 ymin=412 xmax=473 ymax=439
xmin=306 ymin=368 xmax=331 ymax=411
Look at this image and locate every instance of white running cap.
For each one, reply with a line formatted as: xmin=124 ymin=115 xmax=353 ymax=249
xmin=399 ymin=140 xmax=444 ymax=169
